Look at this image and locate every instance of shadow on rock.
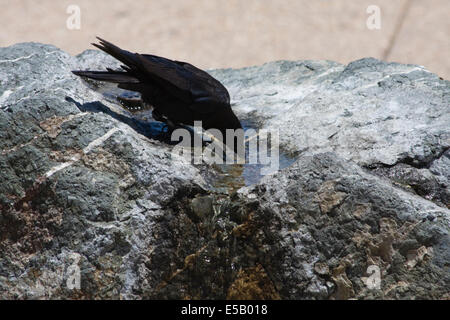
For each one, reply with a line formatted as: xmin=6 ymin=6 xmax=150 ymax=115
xmin=65 ymin=96 xmax=180 ymax=144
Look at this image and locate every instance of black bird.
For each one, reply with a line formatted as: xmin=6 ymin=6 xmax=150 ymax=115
xmin=72 ymin=37 xmax=242 ymax=152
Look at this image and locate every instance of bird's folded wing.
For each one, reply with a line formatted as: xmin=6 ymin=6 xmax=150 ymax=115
xmin=92 ymin=38 xmax=230 ymax=109
xmin=137 ymin=54 xmax=194 ymax=103
xmin=72 ymin=70 xmax=139 ymax=83
xmin=177 ymin=62 xmax=230 ymax=105
xmin=139 ymin=55 xmax=230 ymax=105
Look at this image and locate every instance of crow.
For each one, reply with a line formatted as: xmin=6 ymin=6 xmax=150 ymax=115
xmin=72 ymin=37 xmax=243 ymax=155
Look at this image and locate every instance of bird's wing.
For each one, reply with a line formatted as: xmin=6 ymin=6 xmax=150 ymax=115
xmin=176 ymin=61 xmax=230 ymax=104
xmin=139 ymin=55 xmax=230 ymax=106
xmin=91 ymin=38 xmax=230 ymax=113
xmin=72 ymin=70 xmax=139 ymax=83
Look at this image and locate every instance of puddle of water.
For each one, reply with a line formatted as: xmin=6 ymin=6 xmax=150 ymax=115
xmin=212 ymin=119 xmax=297 ymax=194
xmin=211 ymin=152 xmax=297 ymax=194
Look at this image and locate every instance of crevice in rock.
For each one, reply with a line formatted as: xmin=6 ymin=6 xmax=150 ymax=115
xmin=362 ymin=147 xmax=449 ymax=208
xmin=365 ymin=146 xmax=450 ymax=171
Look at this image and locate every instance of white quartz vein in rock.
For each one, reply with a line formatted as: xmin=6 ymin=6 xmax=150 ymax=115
xmin=45 ymin=127 xmax=119 ymax=178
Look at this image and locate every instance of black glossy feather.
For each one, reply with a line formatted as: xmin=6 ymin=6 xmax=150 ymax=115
xmin=72 ymin=70 xmax=139 ymax=83
xmin=72 ymin=37 xmax=242 ymax=136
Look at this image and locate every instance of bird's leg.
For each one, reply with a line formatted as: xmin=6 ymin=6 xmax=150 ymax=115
xmin=152 ymin=109 xmax=170 ymax=133
xmin=152 ymin=110 xmax=171 ymax=131
xmin=152 ymin=110 xmax=181 ymax=142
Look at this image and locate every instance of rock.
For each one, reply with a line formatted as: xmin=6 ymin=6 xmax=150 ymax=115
xmin=226 ymin=264 xmax=281 ymax=300
xmin=211 ymin=58 xmax=450 ymax=208
xmin=230 ymin=153 xmax=449 ymax=299
xmin=0 ymin=43 xmax=448 ymax=299
xmin=0 ymin=43 xmax=210 ymax=299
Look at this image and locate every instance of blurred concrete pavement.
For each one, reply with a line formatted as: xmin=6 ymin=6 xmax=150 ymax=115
xmin=1 ymin=0 xmax=449 ymax=79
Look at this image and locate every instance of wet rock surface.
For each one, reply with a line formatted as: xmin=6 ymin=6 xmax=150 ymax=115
xmin=0 ymin=43 xmax=448 ymax=299
xmin=212 ymin=59 xmax=450 ymax=209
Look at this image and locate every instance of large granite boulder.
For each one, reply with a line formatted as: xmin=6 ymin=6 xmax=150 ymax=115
xmin=0 ymin=43 xmax=448 ymax=299
xmin=211 ymin=59 xmax=450 ymax=207
xmin=0 ymin=43 xmax=209 ymax=299
xmin=228 ymin=153 xmax=449 ymax=299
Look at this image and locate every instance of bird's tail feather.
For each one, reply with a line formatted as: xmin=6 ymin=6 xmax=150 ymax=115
xmin=92 ymin=37 xmax=142 ymax=71
xmin=71 ymin=70 xmax=139 ymax=83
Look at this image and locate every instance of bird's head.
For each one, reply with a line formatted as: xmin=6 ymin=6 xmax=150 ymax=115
xmin=203 ymin=106 xmax=244 ymax=158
